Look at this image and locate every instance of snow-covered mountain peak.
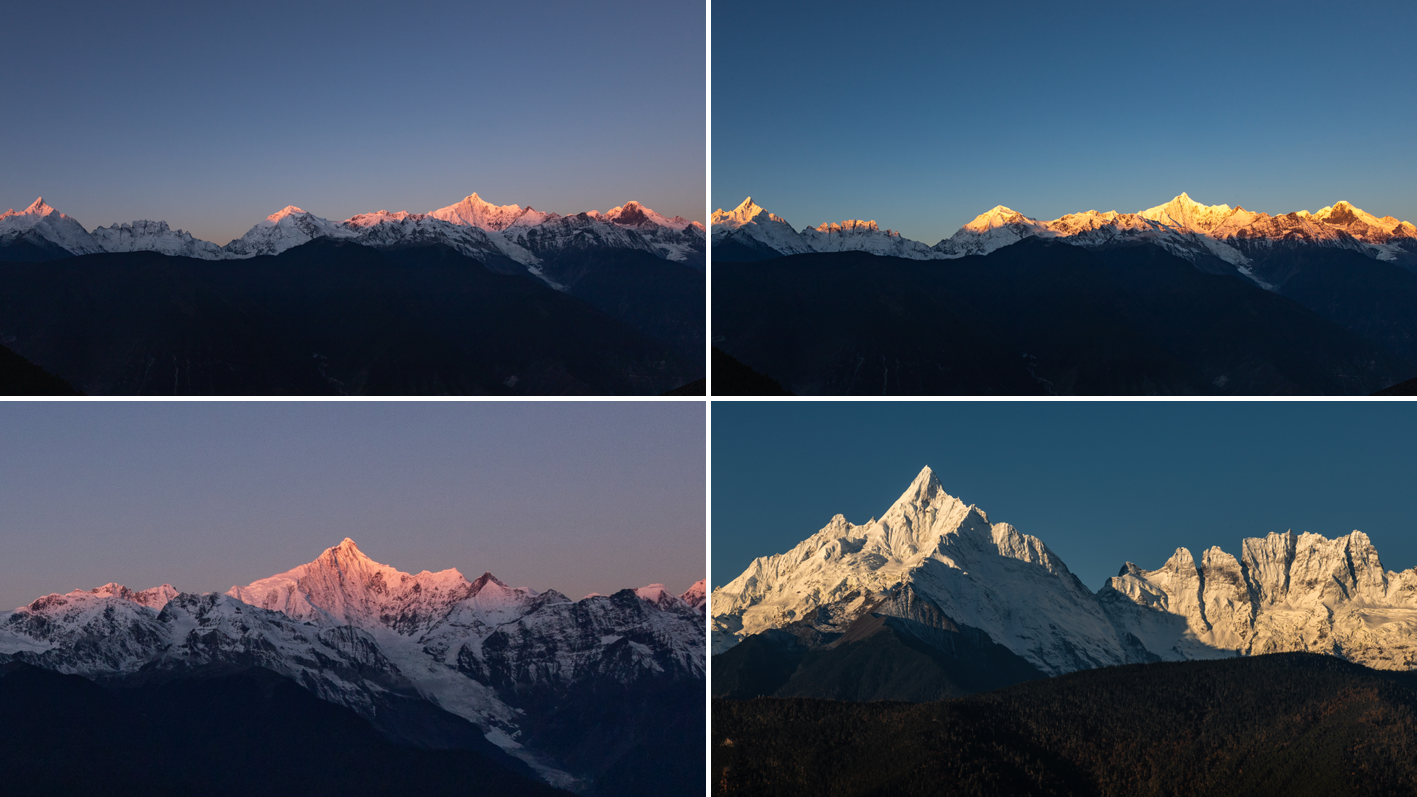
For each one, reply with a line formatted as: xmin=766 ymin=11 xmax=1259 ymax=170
xmin=1163 ymin=546 xmax=1195 ymax=569
xmin=0 ymin=197 xmax=105 ymax=256
xmin=344 ymin=209 xmax=420 ymax=227
xmin=635 ymin=583 xmax=675 ymax=604
xmin=711 ymin=197 xmax=764 ymax=226
xmin=223 ymin=207 xmax=354 ymax=257
xmin=1139 ymin=192 xmax=1236 ymax=233
xmin=428 ymin=192 xmax=550 ymax=231
xmin=468 ymin=571 xmax=513 ymax=596
xmin=712 ymin=469 xmax=1128 ymax=671
xmin=1 ymin=198 xmax=72 ymax=223
xmin=0 ymin=197 xmax=63 ymax=222
xmin=601 ymin=200 xmax=694 ymax=231
xmin=318 ymin=537 xmax=378 ymax=567
xmin=711 ymin=197 xmax=793 ymax=230
xmin=962 ymin=205 xmax=1037 ymax=232
xmin=709 ymin=197 xmax=815 ymax=255
xmin=604 ymin=200 xmax=651 ymax=223
xmin=19 ymin=197 xmax=58 ymax=217
xmin=87 ymin=582 xmax=179 ymax=610
xmin=1310 ymin=201 xmax=1415 ymax=243
xmin=0 ymin=546 xmax=705 ymax=790
xmin=18 ymin=580 xmax=175 ymax=616
xmin=89 ymin=219 xmax=227 ymax=260
xmin=796 ymin=218 xmax=934 ymax=258
xmin=812 ymin=219 xmax=883 ymax=234
xmin=266 ymin=205 xmax=308 ymax=222
xmin=894 ymin=464 xmax=945 ymax=507
xmin=680 ymin=580 xmax=706 ymax=611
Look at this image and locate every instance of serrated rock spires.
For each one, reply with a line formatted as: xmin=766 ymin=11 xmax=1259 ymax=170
xmin=715 ymin=467 xmax=1417 ymax=676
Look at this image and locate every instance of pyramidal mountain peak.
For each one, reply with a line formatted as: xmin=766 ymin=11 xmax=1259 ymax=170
xmin=1 ymin=541 xmax=705 ymax=792
xmin=716 ymin=468 xmax=1417 ymax=680
xmin=23 ymin=197 xmax=57 ymax=216
xmin=712 ymin=467 xmax=1104 ymax=669
xmin=711 ymin=196 xmax=789 ymax=229
xmin=468 ymin=570 xmax=509 ymax=594
xmin=963 ymin=205 xmax=1031 ymax=231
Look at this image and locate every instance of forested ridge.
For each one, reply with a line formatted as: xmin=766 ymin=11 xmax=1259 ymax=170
xmin=714 ymin=653 xmax=1417 ymax=796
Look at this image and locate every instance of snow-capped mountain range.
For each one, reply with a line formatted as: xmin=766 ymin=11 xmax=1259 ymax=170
xmin=712 ymin=466 xmax=1417 ymax=677
xmin=0 ymin=194 xmax=705 ymax=288
xmin=0 ymin=539 xmax=704 ymax=791
xmin=712 ymin=194 xmax=1417 ymax=288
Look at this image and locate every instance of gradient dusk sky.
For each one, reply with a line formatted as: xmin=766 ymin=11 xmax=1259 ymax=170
xmin=713 ymin=402 xmax=1417 ymax=594
xmin=0 ymin=402 xmax=704 ymax=611
xmin=712 ymin=0 xmax=1417 ymax=244
xmin=0 ymin=0 xmax=704 ymax=245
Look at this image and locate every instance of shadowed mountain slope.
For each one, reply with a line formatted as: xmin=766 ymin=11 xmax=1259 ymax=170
xmin=0 ymin=662 xmax=570 ymax=797
xmin=0 ymin=240 xmax=695 ymax=395
xmin=713 ymin=239 xmax=1415 ymax=395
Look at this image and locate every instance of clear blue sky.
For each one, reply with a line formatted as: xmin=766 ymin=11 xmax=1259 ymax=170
xmin=713 ymin=402 xmax=1417 ymax=593
xmin=0 ymin=402 xmax=705 ymax=610
xmin=1 ymin=0 xmax=705 ymax=244
xmin=712 ymin=0 xmax=1417 ymax=244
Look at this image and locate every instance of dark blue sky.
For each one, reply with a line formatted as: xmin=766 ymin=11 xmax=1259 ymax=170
xmin=712 ymin=402 xmax=1417 ymax=593
xmin=1 ymin=0 xmax=704 ymax=244
xmin=712 ymin=0 xmax=1417 ymax=244
xmin=0 ymin=402 xmax=704 ymax=610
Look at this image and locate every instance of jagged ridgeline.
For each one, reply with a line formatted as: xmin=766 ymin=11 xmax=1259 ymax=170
xmin=712 ymin=195 xmax=1417 ymax=396
xmin=0 ymin=195 xmax=705 ymax=395
xmin=0 ymin=539 xmax=705 ymax=797
xmin=711 ymin=194 xmax=1417 ymax=273
xmin=712 ymin=466 xmax=1417 ymax=702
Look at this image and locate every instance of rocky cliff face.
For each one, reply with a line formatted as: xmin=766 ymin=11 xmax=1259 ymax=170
xmin=1100 ymin=530 xmax=1417 ymax=670
xmin=712 ymin=467 xmax=1130 ymax=675
xmin=714 ymin=467 xmax=1417 ymax=677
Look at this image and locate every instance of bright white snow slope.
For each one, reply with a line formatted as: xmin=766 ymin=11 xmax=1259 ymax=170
xmin=0 ymin=539 xmax=704 ymax=788
xmin=713 ymin=466 xmax=1417 ymax=677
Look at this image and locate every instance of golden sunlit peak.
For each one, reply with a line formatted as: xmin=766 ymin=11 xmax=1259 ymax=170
xmin=814 ymin=219 xmax=881 ymax=233
xmin=963 ymin=205 xmax=1028 ymax=232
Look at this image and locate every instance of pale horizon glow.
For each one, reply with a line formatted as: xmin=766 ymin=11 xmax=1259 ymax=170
xmin=1 ymin=0 xmax=704 ymax=245
xmin=0 ymin=403 xmax=706 ymax=611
